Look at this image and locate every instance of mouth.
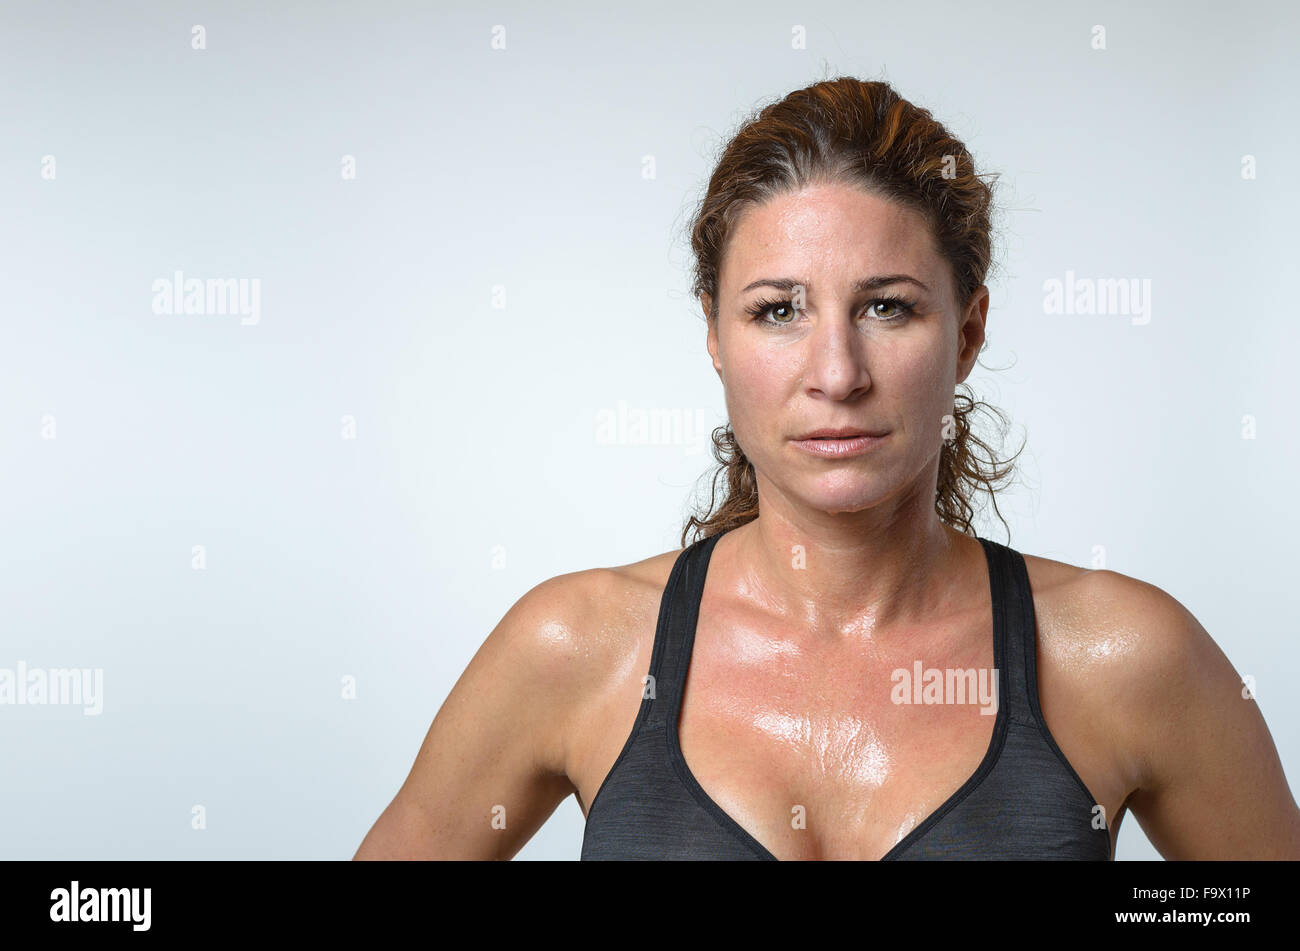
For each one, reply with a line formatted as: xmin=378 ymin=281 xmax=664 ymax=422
xmin=795 ymin=427 xmax=889 ymax=440
xmin=790 ymin=427 xmax=890 ymax=459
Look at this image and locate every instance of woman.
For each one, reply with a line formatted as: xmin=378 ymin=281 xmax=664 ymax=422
xmin=354 ymin=77 xmax=1300 ymax=860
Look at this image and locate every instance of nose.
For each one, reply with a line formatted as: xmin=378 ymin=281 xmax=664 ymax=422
xmin=803 ymin=308 xmax=872 ymax=401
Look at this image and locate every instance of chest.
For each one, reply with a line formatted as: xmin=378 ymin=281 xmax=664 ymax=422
xmin=576 ymin=561 xmax=1131 ymax=860
xmin=674 ymin=607 xmax=1003 ymax=861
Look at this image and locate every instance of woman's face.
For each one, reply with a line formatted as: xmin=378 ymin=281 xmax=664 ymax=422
xmin=704 ymin=181 xmax=989 ymax=519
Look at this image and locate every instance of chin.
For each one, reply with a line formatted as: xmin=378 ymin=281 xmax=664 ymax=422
xmin=805 ymin=484 xmax=885 ymax=515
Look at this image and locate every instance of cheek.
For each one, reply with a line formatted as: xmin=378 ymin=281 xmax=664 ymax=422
xmin=905 ymin=352 xmax=953 ymax=402
xmin=722 ymin=346 xmax=793 ymax=417
xmin=875 ymin=344 xmax=955 ymax=436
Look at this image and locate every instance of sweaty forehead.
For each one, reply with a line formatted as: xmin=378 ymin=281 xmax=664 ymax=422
xmin=720 ymin=185 xmax=942 ymax=293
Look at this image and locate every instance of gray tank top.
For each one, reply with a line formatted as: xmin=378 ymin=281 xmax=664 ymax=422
xmin=580 ymin=529 xmax=1112 ymax=860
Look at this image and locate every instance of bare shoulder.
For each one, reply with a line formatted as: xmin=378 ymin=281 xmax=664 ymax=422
xmin=350 ymin=544 xmax=684 ymax=860
xmin=510 ymin=545 xmax=683 ymax=761
xmin=1025 ymin=551 xmax=1229 ymax=683
xmin=1024 ymin=548 xmax=1300 ymax=857
xmin=1022 ymin=550 xmax=1246 ymax=791
xmin=562 ymin=544 xmax=682 ymax=694
xmin=521 ymin=546 xmax=680 ymax=657
xmin=1023 ymin=551 xmax=1207 ymax=675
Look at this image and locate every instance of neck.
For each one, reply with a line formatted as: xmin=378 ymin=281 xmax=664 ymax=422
xmin=721 ymin=475 xmax=976 ymax=642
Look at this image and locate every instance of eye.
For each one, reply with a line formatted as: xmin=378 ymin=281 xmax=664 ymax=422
xmin=745 ymin=295 xmax=917 ymax=326
xmin=745 ymin=297 xmax=798 ymax=324
xmin=869 ymin=297 xmax=914 ymax=321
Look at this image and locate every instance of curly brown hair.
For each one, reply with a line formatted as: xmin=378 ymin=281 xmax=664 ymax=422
xmin=680 ymin=76 xmax=1024 ymax=549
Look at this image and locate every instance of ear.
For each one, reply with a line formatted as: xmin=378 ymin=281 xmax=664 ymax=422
xmin=955 ymin=285 xmax=989 ymax=385
xmin=703 ymin=295 xmax=724 ymax=382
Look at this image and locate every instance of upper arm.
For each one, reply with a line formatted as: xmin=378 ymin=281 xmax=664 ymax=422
xmin=1103 ymin=574 xmax=1300 ymax=859
xmin=353 ymin=571 xmax=601 ymax=860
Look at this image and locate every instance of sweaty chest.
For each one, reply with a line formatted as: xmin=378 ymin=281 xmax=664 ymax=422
xmin=578 ymin=533 xmax=1121 ymax=861
xmin=675 ymin=611 xmax=1001 ymax=861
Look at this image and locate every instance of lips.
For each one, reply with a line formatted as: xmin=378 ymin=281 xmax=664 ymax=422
xmin=796 ymin=427 xmax=888 ymax=440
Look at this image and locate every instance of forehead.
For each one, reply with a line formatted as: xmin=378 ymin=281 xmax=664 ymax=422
xmin=721 ymin=182 xmax=942 ymax=292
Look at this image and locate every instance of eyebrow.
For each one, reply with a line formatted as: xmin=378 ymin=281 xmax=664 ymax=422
xmin=739 ymin=274 xmax=931 ymax=295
